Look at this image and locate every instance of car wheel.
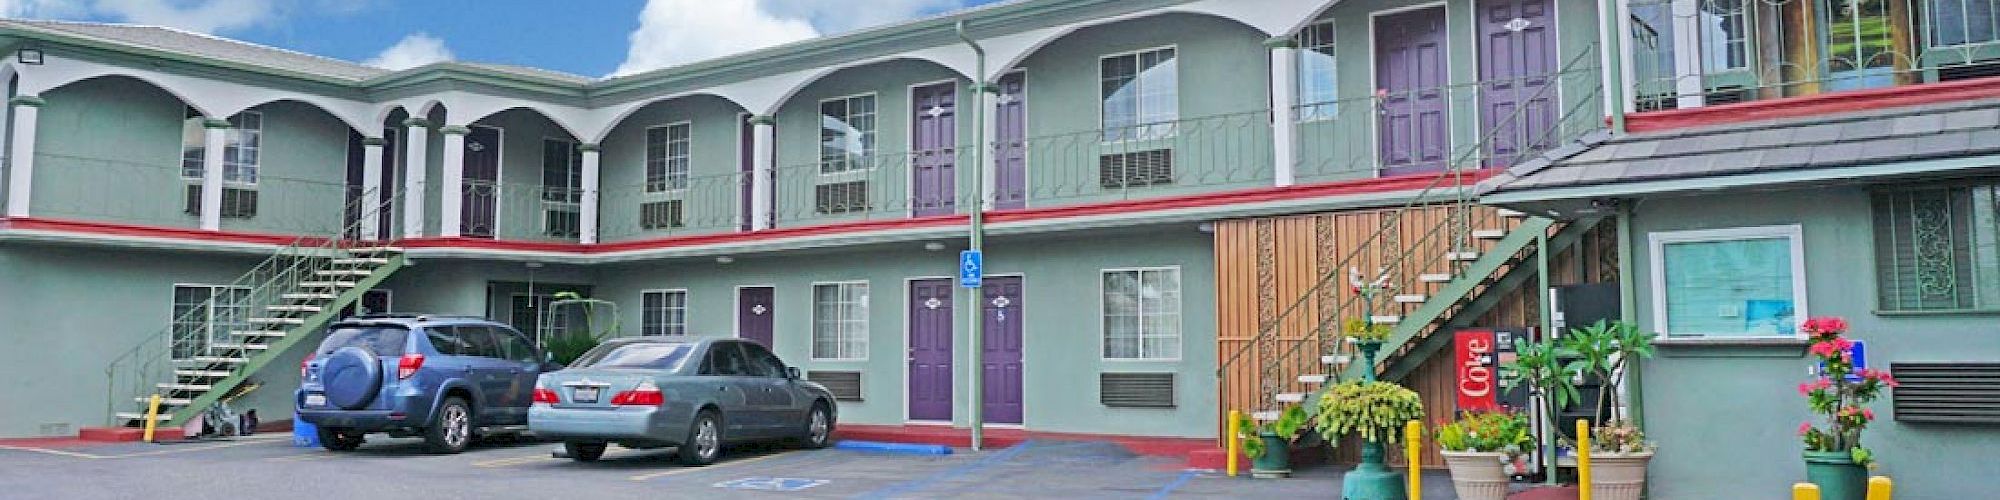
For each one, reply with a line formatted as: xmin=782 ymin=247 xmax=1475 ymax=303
xmin=676 ymin=410 xmax=723 ymax=466
xmin=318 ymin=427 xmax=364 ymax=451
xmin=565 ymin=442 xmax=607 ymax=462
xmin=801 ymin=402 xmax=834 ymax=449
xmin=424 ymin=397 xmax=474 ymax=454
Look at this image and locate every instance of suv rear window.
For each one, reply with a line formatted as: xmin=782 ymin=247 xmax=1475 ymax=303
xmin=590 ymin=343 xmax=693 ymax=371
xmin=316 ymin=325 xmax=409 ymax=357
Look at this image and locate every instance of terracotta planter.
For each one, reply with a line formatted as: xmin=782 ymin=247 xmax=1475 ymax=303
xmin=1590 ymin=451 xmax=1652 ymax=500
xmin=1439 ymin=450 xmax=1509 ymax=500
xmin=1803 ymin=451 xmax=1866 ymax=500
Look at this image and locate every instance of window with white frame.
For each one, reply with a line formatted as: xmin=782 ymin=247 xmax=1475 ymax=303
xmin=179 ymin=108 xmax=262 ymax=184
xmin=646 ymin=123 xmax=691 ymax=192
xmin=642 ymin=290 xmax=688 ymax=336
xmin=171 ymin=284 xmax=252 ymax=360
xmin=812 ymin=282 xmax=869 ymax=360
xmin=1296 ymin=20 xmax=1338 ymax=120
xmin=1871 ymin=182 xmax=2000 ymax=312
xmin=819 ymin=95 xmax=876 ymax=174
xmin=542 ymin=139 xmax=583 ymax=237
xmin=1102 ymin=267 xmax=1181 ymax=359
xmin=1698 ymin=0 xmax=1751 ymax=72
xmin=1650 ymin=225 xmax=1807 ymax=337
xmin=1100 ymin=47 xmax=1179 ymax=141
xmin=1930 ymin=0 xmax=2000 ymax=47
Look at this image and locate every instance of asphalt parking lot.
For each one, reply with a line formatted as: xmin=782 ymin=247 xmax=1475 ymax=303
xmin=0 ymin=434 xmax=1451 ymax=499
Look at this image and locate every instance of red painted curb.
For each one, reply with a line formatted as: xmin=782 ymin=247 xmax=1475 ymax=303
xmin=831 ymin=424 xmax=1217 ymax=467
xmin=75 ymin=426 xmax=185 ymax=443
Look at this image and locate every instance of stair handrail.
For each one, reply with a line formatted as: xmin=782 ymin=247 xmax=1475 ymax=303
xmin=104 ymin=185 xmax=404 ymax=424
xmin=1218 ymin=43 xmax=1604 ymax=413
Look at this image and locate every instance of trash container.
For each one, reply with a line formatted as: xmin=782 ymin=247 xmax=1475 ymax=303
xmin=291 ymin=415 xmax=319 ymax=448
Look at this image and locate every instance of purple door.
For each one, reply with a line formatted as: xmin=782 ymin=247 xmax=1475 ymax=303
xmin=379 ymin=128 xmax=399 ymax=239
xmin=345 ymin=130 xmax=367 ymax=238
xmin=462 ymin=126 xmax=501 ymax=238
xmin=908 ymin=279 xmax=953 ymax=421
xmin=737 ymin=286 xmax=774 ymax=348
xmin=992 ymin=72 xmax=1027 ymax=210
xmin=1478 ymin=0 xmax=1558 ymax=168
xmin=980 ymin=276 xmax=1024 ymax=424
xmin=739 ymin=116 xmax=755 ymax=231
xmin=1376 ymin=7 xmax=1450 ymax=176
xmin=911 ymin=82 xmax=957 ymax=217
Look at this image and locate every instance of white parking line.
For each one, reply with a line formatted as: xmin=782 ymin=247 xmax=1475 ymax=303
xmin=472 ymin=454 xmax=560 ymax=468
xmin=0 ymin=434 xmax=288 ymax=460
xmin=627 ymin=452 xmax=790 ymax=482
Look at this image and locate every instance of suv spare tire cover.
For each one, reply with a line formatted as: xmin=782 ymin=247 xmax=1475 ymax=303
xmin=321 ymin=346 xmax=384 ymax=410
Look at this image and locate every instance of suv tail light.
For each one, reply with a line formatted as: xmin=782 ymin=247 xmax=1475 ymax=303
xmin=610 ymin=380 xmax=664 ymax=406
xmin=301 ymin=352 xmax=316 ymax=378
xmin=397 ymin=353 xmax=425 ymax=380
xmin=532 ymin=387 xmax=559 ymax=405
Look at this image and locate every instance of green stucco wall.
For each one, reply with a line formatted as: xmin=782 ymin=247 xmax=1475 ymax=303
xmin=589 ymin=227 xmax=1219 ymax=438
xmin=772 ymin=59 xmax=974 ymax=225
xmin=597 ymin=94 xmax=749 ymax=241
xmin=1631 ymin=187 xmax=2000 ymax=500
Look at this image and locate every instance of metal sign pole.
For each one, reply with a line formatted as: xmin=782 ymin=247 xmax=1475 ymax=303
xmin=958 ymin=21 xmax=988 ymax=452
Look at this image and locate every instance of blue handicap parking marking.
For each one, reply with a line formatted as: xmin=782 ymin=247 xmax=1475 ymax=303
xmin=713 ymin=477 xmax=829 ymax=492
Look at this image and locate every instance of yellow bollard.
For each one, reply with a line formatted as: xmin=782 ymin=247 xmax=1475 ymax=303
xmin=141 ymin=394 xmax=162 ymax=443
xmin=1406 ymin=420 xmax=1423 ymax=500
xmin=1794 ymin=482 xmax=1822 ymax=500
xmin=1576 ymin=420 xmax=1593 ymax=500
xmin=1225 ymin=410 xmax=1242 ymax=477
xmin=1867 ymin=476 xmax=1893 ymax=500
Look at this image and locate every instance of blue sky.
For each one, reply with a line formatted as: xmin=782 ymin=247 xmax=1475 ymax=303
xmin=3 ymin=0 xmax=1007 ymax=77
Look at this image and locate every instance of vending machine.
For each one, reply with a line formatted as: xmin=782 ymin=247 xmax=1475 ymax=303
xmin=1453 ymin=326 xmax=1535 ymax=476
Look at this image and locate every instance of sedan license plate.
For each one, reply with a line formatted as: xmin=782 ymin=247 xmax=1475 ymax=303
xmin=572 ymin=387 xmax=599 ymax=403
xmin=304 ymin=393 xmax=326 ymax=407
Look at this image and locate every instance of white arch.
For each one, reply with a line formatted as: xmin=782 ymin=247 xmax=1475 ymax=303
xmin=981 ymin=0 xmax=1335 ymax=81
xmin=740 ymin=54 xmax=976 ymax=117
xmin=586 ymin=91 xmax=749 ymax=144
xmin=19 ymin=56 xmax=381 ymax=133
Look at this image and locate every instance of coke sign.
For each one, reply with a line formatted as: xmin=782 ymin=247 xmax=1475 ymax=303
xmin=1455 ymin=329 xmax=1499 ymax=412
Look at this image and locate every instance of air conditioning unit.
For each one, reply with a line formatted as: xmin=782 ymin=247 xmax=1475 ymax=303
xmin=1098 ymin=149 xmax=1174 ymax=189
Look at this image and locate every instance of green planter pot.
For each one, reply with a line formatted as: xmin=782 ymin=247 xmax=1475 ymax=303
xmin=1803 ymin=451 xmax=1866 ymax=500
xmin=1251 ymin=433 xmax=1292 ymax=478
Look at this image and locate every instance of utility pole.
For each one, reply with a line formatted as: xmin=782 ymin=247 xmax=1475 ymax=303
xmin=957 ymin=21 xmax=989 ymax=451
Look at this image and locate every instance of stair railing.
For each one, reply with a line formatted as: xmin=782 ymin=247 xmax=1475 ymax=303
xmin=105 ymin=186 xmax=405 ymax=425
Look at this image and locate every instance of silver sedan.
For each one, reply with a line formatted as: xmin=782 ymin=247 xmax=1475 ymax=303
xmin=528 ymin=337 xmax=838 ymax=465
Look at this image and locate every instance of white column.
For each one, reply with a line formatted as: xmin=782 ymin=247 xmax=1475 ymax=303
xmin=359 ymin=137 xmax=385 ymax=240
xmin=578 ymin=144 xmax=601 ymax=244
xmin=199 ymin=118 xmax=230 ymax=231
xmin=749 ymin=115 xmax=775 ymax=230
xmin=979 ymin=81 xmax=999 ymax=210
xmin=4 ymin=95 xmax=43 ymax=218
xmin=438 ymin=125 xmax=468 ymax=238
xmin=402 ymin=118 xmax=430 ymax=238
xmin=1670 ymin=0 xmax=1706 ymax=109
xmin=1267 ymin=37 xmax=1299 ymax=187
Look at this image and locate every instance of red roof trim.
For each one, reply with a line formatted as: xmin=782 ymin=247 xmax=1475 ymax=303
xmin=1626 ymin=75 xmax=2000 ymax=133
xmin=4 ymin=169 xmax=1490 ymax=255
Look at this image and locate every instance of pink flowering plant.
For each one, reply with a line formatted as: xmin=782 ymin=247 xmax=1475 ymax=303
xmin=1796 ymin=317 xmax=1897 ymax=467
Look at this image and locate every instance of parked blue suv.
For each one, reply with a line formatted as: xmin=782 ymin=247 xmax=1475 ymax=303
xmin=296 ymin=314 xmax=555 ymax=453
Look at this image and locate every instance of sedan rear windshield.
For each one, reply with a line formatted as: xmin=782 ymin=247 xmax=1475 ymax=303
xmin=316 ymin=325 xmax=409 ymax=357
xmin=590 ymin=343 xmax=693 ymax=371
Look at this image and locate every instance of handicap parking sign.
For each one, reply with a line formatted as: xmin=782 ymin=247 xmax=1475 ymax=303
xmin=713 ymin=477 xmax=829 ymax=492
xmin=959 ymin=250 xmax=983 ymax=288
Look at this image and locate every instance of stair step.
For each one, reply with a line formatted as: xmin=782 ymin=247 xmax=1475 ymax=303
xmin=314 ymin=269 xmax=374 ymax=277
xmin=1251 ymin=411 xmax=1280 ymax=422
xmin=210 ymin=343 xmax=269 ymax=351
xmin=1371 ymin=315 xmax=1402 ymax=324
xmin=1419 ymin=273 xmax=1453 ymax=283
xmin=332 ymin=257 xmax=390 ymax=265
xmin=157 ymin=383 xmax=212 ymax=391
xmin=114 ymin=412 xmax=174 ymax=422
xmin=249 ymin=317 xmax=306 ymax=325
xmin=345 ymin=246 xmax=402 ymax=254
xmin=175 ymin=370 xmax=233 ymax=378
xmin=282 ymin=292 xmax=339 ymax=300
xmin=265 ymin=304 xmax=323 ymax=313
xmin=231 ymin=330 xmax=288 ymax=338
xmin=1498 ymin=208 xmax=1526 ymax=218
xmin=1393 ymin=294 xmax=1427 ymax=303
xmin=185 ymin=356 xmax=248 ymax=364
xmin=135 ymin=397 xmax=192 ymax=406
xmin=1275 ymin=393 xmax=1305 ymax=403
xmin=299 ymin=281 xmax=359 ymax=288
xmin=1322 ymin=355 xmax=1351 ymax=365
xmin=1473 ymin=229 xmax=1506 ymax=239
xmin=1446 ymin=252 xmax=1480 ymax=261
xmin=1298 ymin=374 xmax=1329 ymax=384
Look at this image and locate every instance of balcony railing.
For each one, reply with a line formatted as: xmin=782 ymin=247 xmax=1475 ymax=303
xmin=26 ymin=151 xmax=351 ymax=235
xmin=451 ymin=180 xmax=584 ymax=242
xmin=1629 ymin=0 xmax=2000 ymax=109
xmin=598 ymin=171 xmax=749 ymax=242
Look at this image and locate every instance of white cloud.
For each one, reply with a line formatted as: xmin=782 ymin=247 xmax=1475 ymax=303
xmin=365 ymin=33 xmax=454 ymax=70
xmin=0 ymin=0 xmax=88 ymax=18
xmin=611 ymin=0 xmax=969 ymax=77
xmin=88 ymin=0 xmax=278 ymax=34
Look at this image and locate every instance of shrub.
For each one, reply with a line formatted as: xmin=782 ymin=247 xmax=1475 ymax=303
xmin=1315 ymin=380 xmax=1424 ymax=444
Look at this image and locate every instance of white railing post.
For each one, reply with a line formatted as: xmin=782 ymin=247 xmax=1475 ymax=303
xmin=359 ymin=136 xmax=384 ymax=240
xmin=1266 ymin=36 xmax=1299 ymax=187
xmin=749 ymin=115 xmax=775 ymax=230
xmin=200 ymin=118 xmax=231 ymax=231
xmin=402 ymin=118 xmax=430 ymax=238
xmin=579 ymin=143 xmax=600 ymax=244
xmin=438 ymin=125 xmax=468 ymax=238
xmin=4 ymin=95 xmax=43 ymax=218
xmin=1670 ymin=0 xmax=1705 ymax=109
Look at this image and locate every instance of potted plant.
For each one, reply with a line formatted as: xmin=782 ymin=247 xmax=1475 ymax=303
xmin=1796 ymin=317 xmax=1896 ymax=500
xmin=1435 ymin=411 xmax=1533 ymax=500
xmin=1562 ymin=321 xmax=1657 ymax=500
xmin=1316 ymin=379 xmax=1425 ymax=500
xmin=1237 ymin=404 xmax=1309 ymax=478
xmin=1583 ymin=419 xmax=1655 ymax=500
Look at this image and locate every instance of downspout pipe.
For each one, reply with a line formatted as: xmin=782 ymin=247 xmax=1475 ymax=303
xmin=956 ymin=20 xmax=989 ymax=452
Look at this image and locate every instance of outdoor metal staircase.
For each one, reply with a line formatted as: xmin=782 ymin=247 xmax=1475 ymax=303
xmin=105 ymin=190 xmax=406 ymax=428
